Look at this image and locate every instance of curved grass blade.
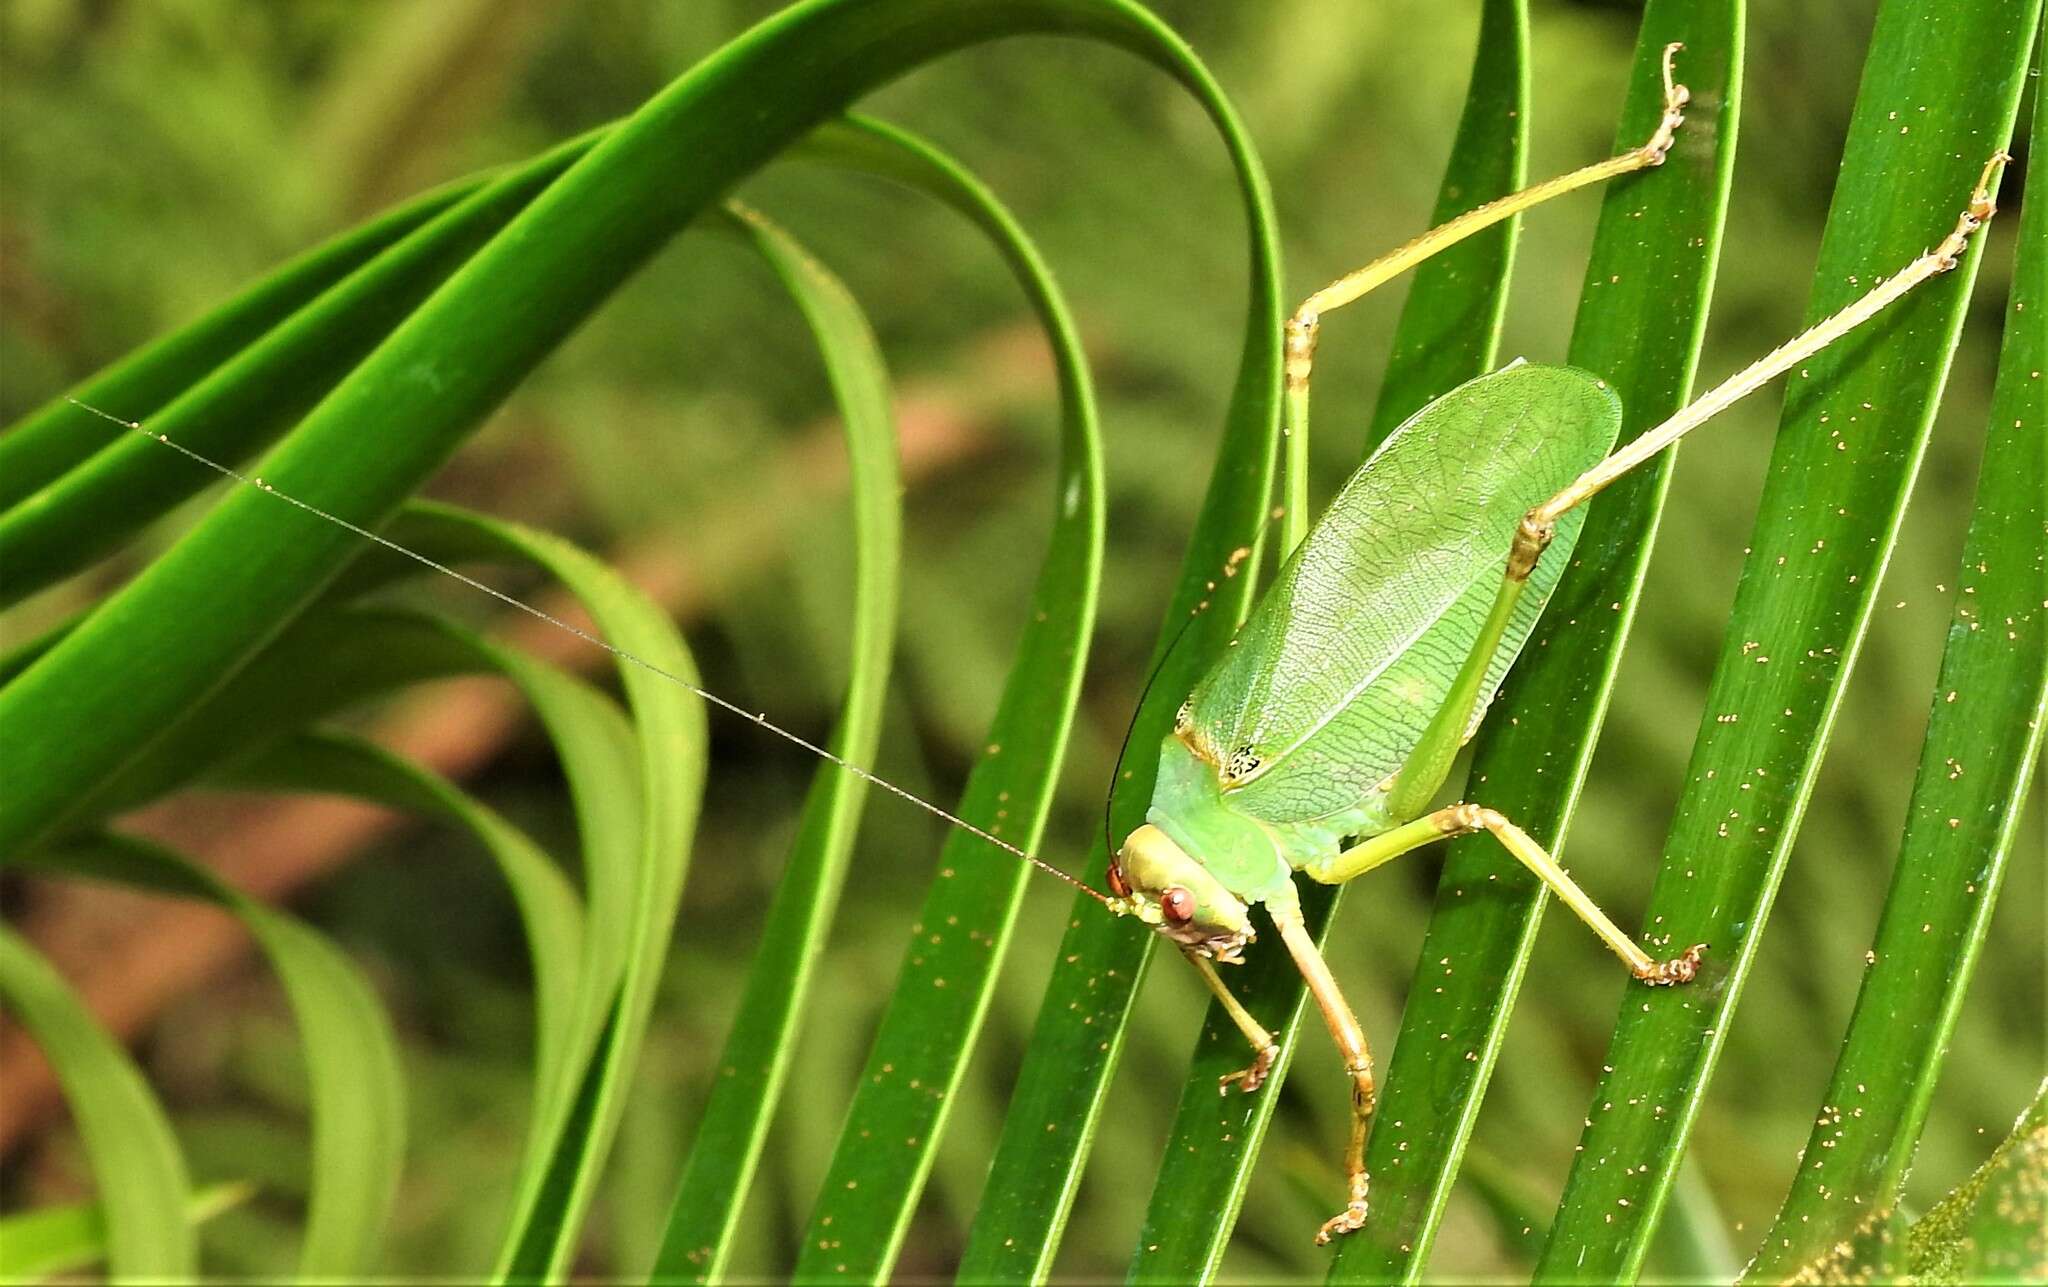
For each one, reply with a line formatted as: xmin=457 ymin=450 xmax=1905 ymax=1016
xmin=21 ymin=831 xmax=406 ymax=1278
xmin=1534 ymin=3 xmax=2039 ymax=1277
xmin=778 ymin=116 xmax=1112 ymax=1283
xmin=0 ymin=129 xmax=604 ymax=607
xmin=0 ymin=0 xmax=1280 ymax=888
xmin=0 ymin=166 xmax=487 ymax=508
xmin=217 ymin=727 xmax=591 ymax=1149
xmin=1330 ymin=4 xmax=1744 ymax=1279
xmin=915 ymin=23 xmax=1282 ymax=1287
xmin=0 ymin=1182 xmax=250 ymax=1285
xmin=1130 ymin=2 xmax=1528 ymax=1275
xmin=0 ymin=926 xmax=193 ymax=1279
xmin=648 ymin=204 xmax=903 ymax=1281
xmin=1745 ymin=64 xmax=2047 ymax=1279
xmin=344 ymin=506 xmax=705 ymax=1283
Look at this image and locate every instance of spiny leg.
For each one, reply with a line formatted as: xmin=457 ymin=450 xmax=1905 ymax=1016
xmin=1505 ymin=151 xmax=2009 ymax=585
xmin=1282 ymin=43 xmax=1690 ymax=540
xmin=1184 ymin=949 xmax=1280 ymax=1094
xmin=1306 ymin=806 xmax=1705 ymax=985
xmin=1270 ymin=909 xmax=1379 ymax=1244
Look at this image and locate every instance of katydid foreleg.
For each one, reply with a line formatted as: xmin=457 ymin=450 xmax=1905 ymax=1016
xmin=1279 ymin=42 xmax=1690 ymax=535
xmin=1186 ymin=949 xmax=1281 ymax=1093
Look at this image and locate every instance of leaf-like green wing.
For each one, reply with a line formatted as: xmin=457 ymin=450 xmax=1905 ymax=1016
xmin=1192 ymin=365 xmax=1618 ymax=828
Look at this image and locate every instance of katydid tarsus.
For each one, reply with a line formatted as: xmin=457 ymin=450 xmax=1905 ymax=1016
xmin=64 ymin=41 xmax=2008 ymax=1249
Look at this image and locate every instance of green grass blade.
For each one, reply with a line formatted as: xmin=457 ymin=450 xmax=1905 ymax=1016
xmin=943 ymin=27 xmax=1283 ymax=1287
xmin=218 ymin=728 xmax=591 ymax=1152
xmin=346 ymin=506 xmax=706 ymax=1283
xmin=0 ymin=0 xmax=1279 ymax=874
xmin=0 ymin=1182 xmax=249 ymax=1285
xmin=647 ymin=204 xmax=903 ymax=1281
xmin=23 ymin=832 xmax=406 ymax=1278
xmin=1330 ymin=4 xmax=1744 ymax=1280
xmin=779 ymin=117 xmax=1112 ymax=1283
xmin=0 ymin=926 xmax=193 ymax=1279
xmin=1534 ymin=3 xmax=2039 ymax=1277
xmin=1129 ymin=2 xmax=1527 ymax=1276
xmin=1746 ymin=64 xmax=2048 ymax=1278
xmin=0 ymin=129 xmax=601 ymax=607
xmin=0 ymin=168 xmax=484 ymax=508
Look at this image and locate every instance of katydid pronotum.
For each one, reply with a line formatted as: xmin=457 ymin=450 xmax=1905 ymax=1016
xmin=66 ymin=42 xmax=2008 ymax=1250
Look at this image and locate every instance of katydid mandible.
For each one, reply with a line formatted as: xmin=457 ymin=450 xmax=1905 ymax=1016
xmin=1100 ymin=46 xmax=2009 ymax=1244
xmin=67 ymin=42 xmax=2010 ymax=1253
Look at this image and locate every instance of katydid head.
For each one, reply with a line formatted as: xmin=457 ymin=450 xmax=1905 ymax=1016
xmin=1107 ymin=823 xmax=1255 ymax=962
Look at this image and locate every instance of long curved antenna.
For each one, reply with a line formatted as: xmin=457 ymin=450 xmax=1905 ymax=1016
xmin=64 ymin=397 xmax=1120 ymax=911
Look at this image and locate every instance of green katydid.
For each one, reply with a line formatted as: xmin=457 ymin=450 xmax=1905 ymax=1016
xmin=1097 ymin=48 xmax=2008 ymax=1242
xmin=62 ymin=42 xmax=2008 ymax=1252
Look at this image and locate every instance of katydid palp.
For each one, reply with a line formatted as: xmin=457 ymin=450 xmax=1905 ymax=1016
xmin=58 ymin=42 xmax=2009 ymax=1251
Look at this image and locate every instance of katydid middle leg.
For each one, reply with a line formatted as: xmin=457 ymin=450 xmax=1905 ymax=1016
xmin=1304 ymin=805 xmax=1705 ymax=984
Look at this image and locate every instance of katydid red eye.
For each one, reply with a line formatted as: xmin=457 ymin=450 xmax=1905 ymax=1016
xmin=1161 ymin=887 xmax=1196 ymax=924
xmin=1106 ymin=862 xmax=1130 ymax=898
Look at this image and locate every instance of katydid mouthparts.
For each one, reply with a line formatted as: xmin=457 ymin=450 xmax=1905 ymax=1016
xmin=63 ymin=41 xmax=2007 ymax=1246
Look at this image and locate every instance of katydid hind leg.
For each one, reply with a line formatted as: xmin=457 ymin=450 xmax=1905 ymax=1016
xmin=1505 ymin=152 xmax=2010 ymax=588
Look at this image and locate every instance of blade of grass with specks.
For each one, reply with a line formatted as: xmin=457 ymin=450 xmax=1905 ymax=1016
xmin=940 ymin=16 xmax=1287 ymax=1283
xmin=1330 ymin=5 xmax=1743 ymax=1280
xmin=1535 ymin=2 xmax=2038 ymax=1277
xmin=1130 ymin=2 xmax=1528 ymax=1276
xmin=1745 ymin=55 xmax=2047 ymax=1279
xmin=647 ymin=202 xmax=903 ymax=1281
xmin=744 ymin=112 xmax=1106 ymax=1286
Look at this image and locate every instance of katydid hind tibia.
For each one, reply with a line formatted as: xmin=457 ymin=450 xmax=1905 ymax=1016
xmin=62 ymin=53 xmax=2007 ymax=1247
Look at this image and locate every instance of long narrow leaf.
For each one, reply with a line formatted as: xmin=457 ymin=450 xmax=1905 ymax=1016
xmin=0 ymin=1182 xmax=249 ymax=1285
xmin=1745 ymin=59 xmax=2047 ymax=1278
xmin=21 ymin=833 xmax=406 ymax=1278
xmin=649 ymin=204 xmax=903 ymax=1281
xmin=949 ymin=8 xmax=1289 ymax=1277
xmin=0 ymin=927 xmax=193 ymax=1280
xmin=1332 ymin=3 xmax=1744 ymax=1279
xmin=1535 ymin=3 xmax=2038 ymax=1276
xmin=0 ymin=168 xmax=486 ymax=507
xmin=0 ymin=0 xmax=1280 ymax=864
xmin=0 ymin=129 xmax=602 ymax=606
xmin=1131 ymin=2 xmax=1528 ymax=1275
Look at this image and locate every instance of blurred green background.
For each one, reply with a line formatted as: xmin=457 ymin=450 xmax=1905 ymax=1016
xmin=1 ymin=0 xmax=2038 ymax=1279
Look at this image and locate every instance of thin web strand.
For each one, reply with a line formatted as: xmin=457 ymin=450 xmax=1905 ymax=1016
xmin=63 ymin=396 xmax=1117 ymax=909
